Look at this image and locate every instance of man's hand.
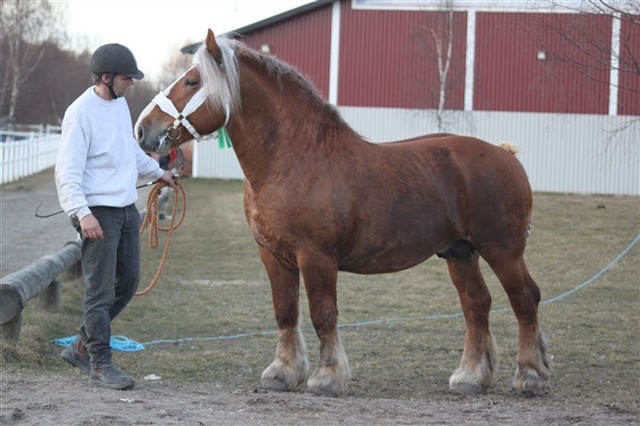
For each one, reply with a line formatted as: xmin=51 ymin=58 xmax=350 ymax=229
xmin=160 ymin=170 xmax=176 ymax=188
xmin=80 ymin=214 xmax=104 ymax=239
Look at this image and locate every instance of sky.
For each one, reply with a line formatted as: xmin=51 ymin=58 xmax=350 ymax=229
xmin=59 ymin=0 xmax=312 ymax=82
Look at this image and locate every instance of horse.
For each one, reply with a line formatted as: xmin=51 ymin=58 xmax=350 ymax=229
xmin=135 ymin=29 xmax=550 ymax=398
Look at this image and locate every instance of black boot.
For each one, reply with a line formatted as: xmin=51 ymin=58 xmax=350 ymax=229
xmin=89 ymin=363 xmax=135 ymax=390
xmin=60 ymin=335 xmax=90 ymax=375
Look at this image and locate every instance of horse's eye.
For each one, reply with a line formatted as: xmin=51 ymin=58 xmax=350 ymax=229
xmin=185 ymin=79 xmax=199 ymax=87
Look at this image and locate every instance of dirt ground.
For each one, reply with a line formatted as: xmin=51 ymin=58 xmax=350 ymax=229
xmin=1 ymin=170 xmax=639 ymax=425
xmin=2 ymin=369 xmax=637 ymax=426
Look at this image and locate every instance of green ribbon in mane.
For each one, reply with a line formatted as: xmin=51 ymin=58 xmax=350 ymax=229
xmin=217 ymin=127 xmax=232 ymax=149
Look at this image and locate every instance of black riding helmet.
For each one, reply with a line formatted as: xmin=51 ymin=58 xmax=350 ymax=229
xmin=91 ymin=43 xmax=144 ymax=99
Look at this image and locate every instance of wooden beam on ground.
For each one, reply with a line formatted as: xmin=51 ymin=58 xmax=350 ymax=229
xmin=0 ymin=240 xmax=81 ymax=340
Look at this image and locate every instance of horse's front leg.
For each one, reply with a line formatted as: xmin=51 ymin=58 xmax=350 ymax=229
xmin=259 ymin=247 xmax=309 ymax=392
xmin=298 ymin=250 xmax=351 ymax=397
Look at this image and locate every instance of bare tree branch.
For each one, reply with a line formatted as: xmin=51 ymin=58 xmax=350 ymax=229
xmin=419 ymin=1 xmax=455 ymax=131
xmin=0 ymin=0 xmax=63 ymax=129
xmin=545 ymin=0 xmax=640 ymax=96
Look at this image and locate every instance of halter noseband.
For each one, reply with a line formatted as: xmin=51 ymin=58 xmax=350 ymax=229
xmin=149 ymin=87 xmax=230 ymax=172
xmin=152 ymin=88 xmax=230 ymax=145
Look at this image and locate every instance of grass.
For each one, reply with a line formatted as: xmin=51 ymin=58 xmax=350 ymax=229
xmin=2 ymin=177 xmax=639 ymax=408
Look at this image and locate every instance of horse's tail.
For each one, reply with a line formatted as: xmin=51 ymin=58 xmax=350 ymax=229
xmin=499 ymin=141 xmax=519 ymax=155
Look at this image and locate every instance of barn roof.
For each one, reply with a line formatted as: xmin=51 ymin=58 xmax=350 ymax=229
xmin=181 ymin=1 xmax=331 ymax=54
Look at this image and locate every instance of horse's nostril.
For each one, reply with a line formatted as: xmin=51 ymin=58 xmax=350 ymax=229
xmin=136 ymin=125 xmax=144 ymax=142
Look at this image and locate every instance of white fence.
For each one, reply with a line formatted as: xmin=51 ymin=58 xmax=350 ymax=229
xmin=192 ymin=109 xmax=640 ymax=196
xmin=1 ymin=126 xmax=61 ymax=185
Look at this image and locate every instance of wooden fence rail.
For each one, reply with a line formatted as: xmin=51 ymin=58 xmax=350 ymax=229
xmin=0 ymin=240 xmax=81 ymax=341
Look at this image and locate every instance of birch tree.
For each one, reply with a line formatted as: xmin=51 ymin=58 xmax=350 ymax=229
xmin=0 ymin=0 xmax=62 ymax=129
xmin=421 ymin=7 xmax=454 ymax=131
xmin=414 ymin=0 xmax=456 ymax=132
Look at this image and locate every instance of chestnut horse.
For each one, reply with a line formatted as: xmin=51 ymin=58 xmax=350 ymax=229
xmin=135 ymin=29 xmax=550 ymax=397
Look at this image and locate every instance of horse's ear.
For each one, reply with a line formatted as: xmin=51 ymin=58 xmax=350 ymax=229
xmin=205 ymin=29 xmax=223 ymax=65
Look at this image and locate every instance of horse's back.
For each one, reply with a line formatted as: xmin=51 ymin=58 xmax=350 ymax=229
xmin=379 ymin=134 xmax=530 ymax=195
xmin=372 ymin=133 xmax=529 ymax=190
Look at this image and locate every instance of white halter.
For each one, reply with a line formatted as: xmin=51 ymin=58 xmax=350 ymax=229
xmin=151 ymin=71 xmax=231 ymax=145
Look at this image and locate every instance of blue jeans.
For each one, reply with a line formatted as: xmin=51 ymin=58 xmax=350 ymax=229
xmin=77 ymin=204 xmax=140 ymax=365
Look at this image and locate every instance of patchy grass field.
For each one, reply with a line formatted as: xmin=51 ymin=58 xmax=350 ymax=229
xmin=2 ymin=175 xmax=639 ymax=423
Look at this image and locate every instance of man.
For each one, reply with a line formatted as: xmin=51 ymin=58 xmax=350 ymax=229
xmin=55 ymin=43 xmax=174 ymax=390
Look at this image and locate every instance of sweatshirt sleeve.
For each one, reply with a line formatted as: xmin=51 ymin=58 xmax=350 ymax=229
xmin=55 ymin=121 xmax=92 ymax=219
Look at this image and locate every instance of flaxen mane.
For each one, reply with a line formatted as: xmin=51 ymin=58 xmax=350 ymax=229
xmin=196 ymin=37 xmax=351 ymax=133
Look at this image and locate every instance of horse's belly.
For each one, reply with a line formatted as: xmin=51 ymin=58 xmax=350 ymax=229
xmin=338 ymin=243 xmax=437 ymax=274
xmin=337 ymin=204 xmax=452 ymax=274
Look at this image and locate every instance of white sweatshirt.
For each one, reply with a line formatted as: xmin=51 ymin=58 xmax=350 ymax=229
xmin=55 ymin=87 xmax=164 ymax=220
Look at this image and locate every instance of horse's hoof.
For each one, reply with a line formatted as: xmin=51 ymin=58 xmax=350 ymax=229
xmin=513 ymin=367 xmax=548 ymax=397
xmin=306 ymin=384 xmax=339 ymax=397
xmin=306 ymin=386 xmax=340 ymax=398
xmin=261 ymin=379 xmax=292 ymax=392
xmin=306 ymin=374 xmax=345 ymax=397
xmin=514 ymin=388 xmax=545 ymax=398
xmin=513 ymin=382 xmax=548 ymax=397
xmin=449 ymin=382 xmax=484 ymax=396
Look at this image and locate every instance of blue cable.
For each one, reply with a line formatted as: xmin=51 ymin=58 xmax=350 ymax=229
xmin=53 ymin=335 xmax=145 ymax=351
xmin=54 ymin=233 xmax=639 ymax=352
xmin=540 ymin=233 xmax=640 ymax=305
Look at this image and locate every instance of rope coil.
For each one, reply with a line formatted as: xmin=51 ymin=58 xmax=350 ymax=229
xmin=135 ymin=180 xmax=186 ymax=296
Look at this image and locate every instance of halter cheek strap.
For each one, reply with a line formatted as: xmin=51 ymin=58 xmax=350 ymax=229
xmin=153 ymin=88 xmax=205 ymax=141
xmin=152 ymin=88 xmax=230 ymax=144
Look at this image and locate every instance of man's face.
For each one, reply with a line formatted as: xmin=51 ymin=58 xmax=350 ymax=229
xmin=111 ymin=74 xmax=134 ymax=97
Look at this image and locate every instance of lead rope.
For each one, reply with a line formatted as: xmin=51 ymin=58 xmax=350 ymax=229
xmin=135 ymin=179 xmax=187 ymax=296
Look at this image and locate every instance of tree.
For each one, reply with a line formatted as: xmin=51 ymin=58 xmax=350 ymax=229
xmin=420 ymin=6 xmax=455 ymax=131
xmin=406 ymin=0 xmax=462 ymax=132
xmin=0 ymin=1 xmax=192 ymax=128
xmin=157 ymin=46 xmax=193 ymax=88
xmin=0 ymin=0 xmax=64 ymax=129
xmin=549 ymin=0 xmax=640 ymax=117
xmin=16 ymin=43 xmax=91 ymax=125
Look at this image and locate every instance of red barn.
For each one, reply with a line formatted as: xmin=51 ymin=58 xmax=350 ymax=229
xmin=191 ymin=0 xmax=639 ymax=195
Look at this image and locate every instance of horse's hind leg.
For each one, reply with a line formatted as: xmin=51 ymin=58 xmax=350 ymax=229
xmin=446 ymin=253 xmax=498 ymax=395
xmin=484 ymin=252 xmax=550 ymax=397
xmin=259 ymin=247 xmax=310 ymax=392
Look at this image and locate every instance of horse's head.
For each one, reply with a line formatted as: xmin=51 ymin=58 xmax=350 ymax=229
xmin=135 ymin=29 xmax=240 ymax=155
